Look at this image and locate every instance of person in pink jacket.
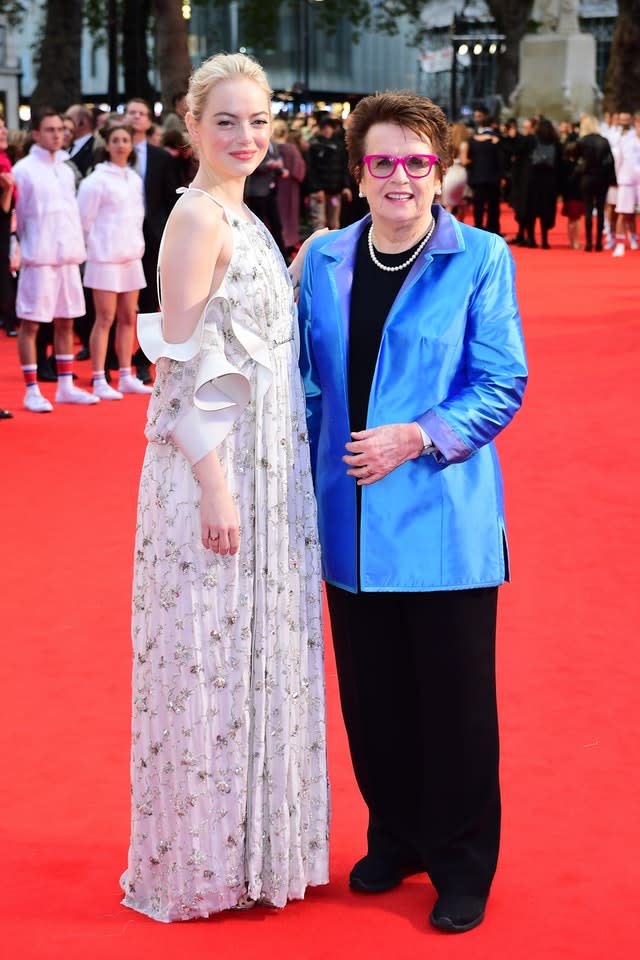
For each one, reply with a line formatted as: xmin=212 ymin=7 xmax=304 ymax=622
xmin=13 ymin=107 xmax=98 ymax=412
xmin=78 ymin=117 xmax=150 ymax=399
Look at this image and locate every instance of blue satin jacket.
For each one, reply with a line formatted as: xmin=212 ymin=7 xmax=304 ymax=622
xmin=297 ymin=206 xmax=528 ymax=593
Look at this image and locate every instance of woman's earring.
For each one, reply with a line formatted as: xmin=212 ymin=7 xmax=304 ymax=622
xmin=358 ymin=189 xmax=365 ymax=198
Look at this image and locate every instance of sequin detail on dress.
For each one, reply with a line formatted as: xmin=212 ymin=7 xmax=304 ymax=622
xmin=120 ymin=207 xmax=328 ymax=922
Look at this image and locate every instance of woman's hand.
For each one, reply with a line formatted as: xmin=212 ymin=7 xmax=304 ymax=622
xmin=193 ymin=450 xmax=239 ymax=554
xmin=199 ymin=483 xmax=240 ymax=555
xmin=343 ymin=423 xmax=424 ymax=485
xmin=9 ymin=236 xmax=20 ymax=273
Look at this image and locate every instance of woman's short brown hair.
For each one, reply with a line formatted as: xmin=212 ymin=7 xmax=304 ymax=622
xmin=346 ymin=91 xmax=452 ymax=182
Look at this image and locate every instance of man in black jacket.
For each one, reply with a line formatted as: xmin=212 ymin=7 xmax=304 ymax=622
xmin=65 ymin=104 xmax=96 ymax=177
xmin=307 ymin=117 xmax=351 ymax=230
xmin=467 ymin=107 xmax=504 ymax=235
xmin=125 ymin=98 xmax=179 ymax=381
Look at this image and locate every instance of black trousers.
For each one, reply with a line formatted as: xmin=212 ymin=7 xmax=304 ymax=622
xmin=471 ymin=182 xmax=501 ymax=234
xmin=326 ymin=584 xmax=501 ymax=897
xmin=581 ymin=178 xmax=608 ymax=249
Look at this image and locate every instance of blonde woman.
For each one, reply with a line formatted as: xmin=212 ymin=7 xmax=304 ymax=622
xmin=120 ymin=53 xmax=328 ymax=922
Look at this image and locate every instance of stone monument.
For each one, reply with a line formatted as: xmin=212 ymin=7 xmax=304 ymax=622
xmin=512 ymin=0 xmax=598 ymax=121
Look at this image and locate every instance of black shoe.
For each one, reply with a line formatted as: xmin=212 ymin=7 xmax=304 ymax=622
xmin=429 ymin=894 xmax=487 ymax=933
xmin=584 ymin=244 xmax=592 ymax=251
xmin=508 ymin=236 xmax=524 ymax=246
xmin=349 ymin=853 xmax=423 ymax=894
xmin=0 ymin=408 xmax=13 ymax=419
xmin=595 ymin=243 xmax=603 ymax=252
xmin=541 ymin=241 xmax=550 ymax=249
xmin=75 ymin=347 xmax=90 ymax=361
xmin=136 ymin=363 xmax=152 ymax=385
xmin=37 ymin=365 xmax=58 ymax=382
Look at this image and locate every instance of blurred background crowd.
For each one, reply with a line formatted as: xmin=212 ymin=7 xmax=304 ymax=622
xmin=1 ymin=96 xmax=639 ymax=420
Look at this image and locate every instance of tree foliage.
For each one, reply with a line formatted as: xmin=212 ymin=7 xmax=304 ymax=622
xmin=122 ymin=0 xmax=155 ymax=102
xmin=0 ymin=0 xmax=28 ymax=25
xmin=155 ymin=0 xmax=192 ymax=104
xmin=603 ymin=0 xmax=640 ymax=112
xmin=205 ymin=0 xmax=372 ymax=50
xmin=30 ymin=0 xmax=83 ymax=111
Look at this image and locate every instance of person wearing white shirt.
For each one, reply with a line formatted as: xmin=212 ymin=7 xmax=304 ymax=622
xmin=77 ymin=117 xmax=150 ymax=399
xmin=13 ymin=108 xmax=99 ymax=412
xmin=611 ymin=112 xmax=639 ymax=257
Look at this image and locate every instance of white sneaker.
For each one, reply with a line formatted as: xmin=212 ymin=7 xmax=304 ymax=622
xmin=55 ymin=385 xmax=101 ymax=405
xmin=630 ymin=235 xmax=638 ymax=251
xmin=93 ymin=379 xmax=123 ymax=400
xmin=24 ymin=390 xmax=53 ymax=413
xmin=612 ymin=242 xmax=625 ymax=258
xmin=119 ymin=374 xmax=153 ymax=395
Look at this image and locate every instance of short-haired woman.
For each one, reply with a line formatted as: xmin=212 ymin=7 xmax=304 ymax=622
xmin=298 ymin=90 xmax=527 ymax=933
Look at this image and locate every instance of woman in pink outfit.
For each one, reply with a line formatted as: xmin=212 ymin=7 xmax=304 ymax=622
xmin=78 ymin=117 xmax=150 ymax=399
xmin=272 ymin=118 xmax=307 ymax=259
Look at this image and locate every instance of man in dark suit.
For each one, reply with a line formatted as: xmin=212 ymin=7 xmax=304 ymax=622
xmin=467 ymin=106 xmax=504 ymax=235
xmin=65 ymin=104 xmax=96 ymax=177
xmin=125 ymin=98 xmax=179 ymax=381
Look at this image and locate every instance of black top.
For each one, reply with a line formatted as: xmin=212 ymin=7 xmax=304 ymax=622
xmin=348 ymin=224 xmax=426 ymax=432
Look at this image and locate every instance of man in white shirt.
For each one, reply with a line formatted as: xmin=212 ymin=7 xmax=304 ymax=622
xmin=612 ymin=111 xmax=639 ymax=257
xmin=13 ymin=108 xmax=99 ymax=412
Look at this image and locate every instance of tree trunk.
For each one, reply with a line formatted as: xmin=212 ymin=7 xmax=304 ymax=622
xmin=486 ymin=0 xmax=534 ymax=109
xmin=603 ymin=0 xmax=640 ymax=113
xmin=122 ymin=0 xmax=155 ymax=103
xmin=154 ymin=0 xmax=192 ymax=110
xmin=30 ymin=0 xmax=83 ymax=111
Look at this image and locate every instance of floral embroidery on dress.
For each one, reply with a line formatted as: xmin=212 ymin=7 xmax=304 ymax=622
xmin=121 ymin=210 xmax=328 ymax=922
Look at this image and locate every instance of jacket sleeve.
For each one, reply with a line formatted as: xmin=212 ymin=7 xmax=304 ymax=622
xmin=297 ymin=250 xmax=322 ymax=476
xmin=13 ymin=166 xmax=31 ymax=239
xmin=77 ymin=174 xmax=102 ymax=240
xmin=417 ymin=236 xmax=527 ymax=464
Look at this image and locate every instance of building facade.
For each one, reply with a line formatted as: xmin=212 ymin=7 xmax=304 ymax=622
xmin=3 ymin=1 xmax=618 ymax=127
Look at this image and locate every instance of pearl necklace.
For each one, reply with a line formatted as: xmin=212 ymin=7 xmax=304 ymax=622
xmin=368 ymin=219 xmax=435 ymax=273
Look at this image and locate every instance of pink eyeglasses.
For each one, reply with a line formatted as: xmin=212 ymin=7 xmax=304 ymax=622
xmin=362 ymin=154 xmax=440 ymax=179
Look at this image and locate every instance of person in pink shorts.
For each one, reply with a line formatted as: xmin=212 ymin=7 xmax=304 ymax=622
xmin=13 ymin=107 xmax=98 ymax=412
xmin=78 ymin=117 xmax=150 ymax=399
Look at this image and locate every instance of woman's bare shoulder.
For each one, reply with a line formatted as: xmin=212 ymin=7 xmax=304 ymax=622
xmin=166 ymin=189 xmax=224 ymax=236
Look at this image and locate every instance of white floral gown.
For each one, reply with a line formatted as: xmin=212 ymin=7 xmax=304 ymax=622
xmin=120 ymin=194 xmax=329 ymax=922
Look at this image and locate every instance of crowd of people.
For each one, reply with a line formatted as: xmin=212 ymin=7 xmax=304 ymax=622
xmin=0 ymin=98 xmax=637 ymax=418
xmin=441 ymin=106 xmax=640 ymax=255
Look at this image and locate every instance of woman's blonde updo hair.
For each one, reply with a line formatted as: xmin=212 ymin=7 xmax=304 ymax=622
xmin=186 ymin=52 xmax=272 ymax=122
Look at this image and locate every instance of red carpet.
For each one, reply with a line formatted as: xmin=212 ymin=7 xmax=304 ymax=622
xmin=1 ymin=212 xmax=639 ymax=958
